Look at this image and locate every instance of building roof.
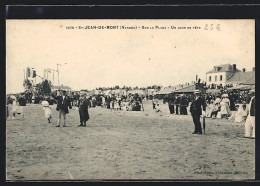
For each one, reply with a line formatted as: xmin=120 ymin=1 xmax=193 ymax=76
xmin=52 ymin=85 xmax=72 ymax=90
xmin=174 ymin=85 xmax=196 ymax=93
xmin=243 ymin=73 xmax=255 ymax=85
xmin=206 ymin=89 xmax=221 ymax=94
xmin=227 ymin=84 xmax=254 ymax=90
xmin=226 ymin=71 xmax=255 ymax=84
xmin=206 ymin=64 xmax=239 ymax=74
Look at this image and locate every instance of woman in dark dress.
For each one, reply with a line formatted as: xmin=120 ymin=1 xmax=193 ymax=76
xmin=78 ymin=94 xmax=90 ymax=127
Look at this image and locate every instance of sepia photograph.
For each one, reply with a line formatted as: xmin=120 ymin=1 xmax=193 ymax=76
xmin=6 ymin=18 xmax=255 ymax=180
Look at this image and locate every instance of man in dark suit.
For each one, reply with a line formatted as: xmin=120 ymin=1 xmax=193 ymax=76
xmin=53 ymin=90 xmax=72 ymax=127
xmin=174 ymin=95 xmax=181 ymax=115
xmin=168 ymin=94 xmax=175 ymax=114
xmin=190 ymin=90 xmax=206 ymax=134
xmin=180 ymin=95 xmax=188 ymax=115
xmin=78 ymin=94 xmax=90 ymax=127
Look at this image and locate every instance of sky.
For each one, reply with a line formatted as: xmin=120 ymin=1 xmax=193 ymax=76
xmin=6 ymin=19 xmax=255 ymax=94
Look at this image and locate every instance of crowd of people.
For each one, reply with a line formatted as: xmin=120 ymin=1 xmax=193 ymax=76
xmin=100 ymin=94 xmax=144 ymax=111
xmin=159 ymin=89 xmax=255 ymax=137
xmin=161 ymin=91 xmax=255 ymax=122
xmin=6 ymin=87 xmax=255 ymax=138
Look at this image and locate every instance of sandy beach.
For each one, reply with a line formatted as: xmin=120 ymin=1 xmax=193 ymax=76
xmin=6 ymin=101 xmax=255 ymax=180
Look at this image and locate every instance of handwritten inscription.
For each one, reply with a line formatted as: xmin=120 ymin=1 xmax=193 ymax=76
xmin=204 ymin=24 xmax=221 ymax=31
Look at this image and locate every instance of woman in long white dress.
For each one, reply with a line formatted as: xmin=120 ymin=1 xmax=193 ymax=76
xmin=42 ymin=100 xmax=52 ymax=123
xmin=220 ymin=94 xmax=232 ymax=118
xmin=10 ymin=96 xmax=24 ymax=119
xmin=235 ymin=104 xmax=248 ymax=123
xmin=206 ymin=100 xmax=214 ymax=118
xmin=114 ymin=100 xmax=120 ymax=110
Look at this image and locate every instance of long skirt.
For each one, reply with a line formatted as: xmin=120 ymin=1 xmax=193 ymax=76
xmin=180 ymin=105 xmax=187 ymax=115
xmin=79 ymin=109 xmax=89 ymax=123
xmin=43 ymin=107 xmax=52 ymax=119
xmin=169 ymin=105 xmax=174 ymax=114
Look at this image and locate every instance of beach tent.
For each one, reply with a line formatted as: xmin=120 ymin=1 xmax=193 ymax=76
xmin=227 ymin=84 xmax=252 ymax=90
xmin=154 ymin=90 xmax=174 ymax=95
xmin=127 ymin=90 xmax=145 ymax=95
xmin=206 ymin=89 xmax=221 ymax=94
xmin=174 ymin=84 xmax=198 ymax=93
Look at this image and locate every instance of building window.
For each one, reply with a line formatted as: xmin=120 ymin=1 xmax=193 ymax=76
xmin=209 ymin=76 xmax=211 ymax=82
xmin=215 ymin=76 xmax=217 ymax=81
xmin=220 ymin=75 xmax=223 ymax=81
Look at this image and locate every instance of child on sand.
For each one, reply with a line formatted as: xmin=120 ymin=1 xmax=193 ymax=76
xmin=42 ymin=100 xmax=52 ymax=123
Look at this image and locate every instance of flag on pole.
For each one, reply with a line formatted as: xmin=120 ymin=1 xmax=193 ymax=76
xmin=26 ymin=67 xmax=31 ymax=78
xmin=32 ymin=70 xmax=37 ymax=78
xmin=26 ymin=67 xmax=37 ymax=78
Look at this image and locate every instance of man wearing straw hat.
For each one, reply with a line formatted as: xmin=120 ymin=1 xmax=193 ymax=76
xmin=244 ymin=89 xmax=255 ymax=139
xmin=190 ymin=89 xmax=206 ymax=134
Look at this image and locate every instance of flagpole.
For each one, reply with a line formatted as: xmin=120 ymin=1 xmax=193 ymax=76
xmin=57 ymin=64 xmax=60 ymax=88
xmin=53 ymin=69 xmax=54 ymax=84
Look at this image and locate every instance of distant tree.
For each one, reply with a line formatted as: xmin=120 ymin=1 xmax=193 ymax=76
xmin=34 ymin=83 xmax=43 ymax=97
xmin=35 ymin=80 xmax=52 ymax=97
xmin=23 ymin=79 xmax=33 ymax=93
xmin=115 ymin=85 xmax=120 ymax=89
xmin=42 ymin=80 xmax=52 ymax=96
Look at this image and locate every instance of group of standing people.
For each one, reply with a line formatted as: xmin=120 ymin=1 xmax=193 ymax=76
xmin=165 ymin=94 xmax=193 ymax=115
xmin=101 ymin=94 xmax=143 ymax=111
xmin=49 ymin=90 xmax=89 ymax=127
xmin=8 ymin=88 xmax=255 ymax=139
xmin=188 ymin=89 xmax=255 ymax=138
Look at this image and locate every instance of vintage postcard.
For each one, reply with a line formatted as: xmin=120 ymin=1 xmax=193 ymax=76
xmin=6 ymin=19 xmax=255 ymax=180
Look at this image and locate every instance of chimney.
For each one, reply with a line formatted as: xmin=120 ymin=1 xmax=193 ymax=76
xmin=214 ymin=66 xmax=218 ymax=72
xmin=232 ymin=64 xmax=236 ymax=71
xmin=242 ymin=68 xmax=246 ymax=72
xmin=252 ymin=67 xmax=255 ymax=71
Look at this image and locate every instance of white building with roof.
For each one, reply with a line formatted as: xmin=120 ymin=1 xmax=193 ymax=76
xmin=206 ymin=64 xmax=238 ymax=87
xmin=206 ymin=64 xmax=255 ymax=87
